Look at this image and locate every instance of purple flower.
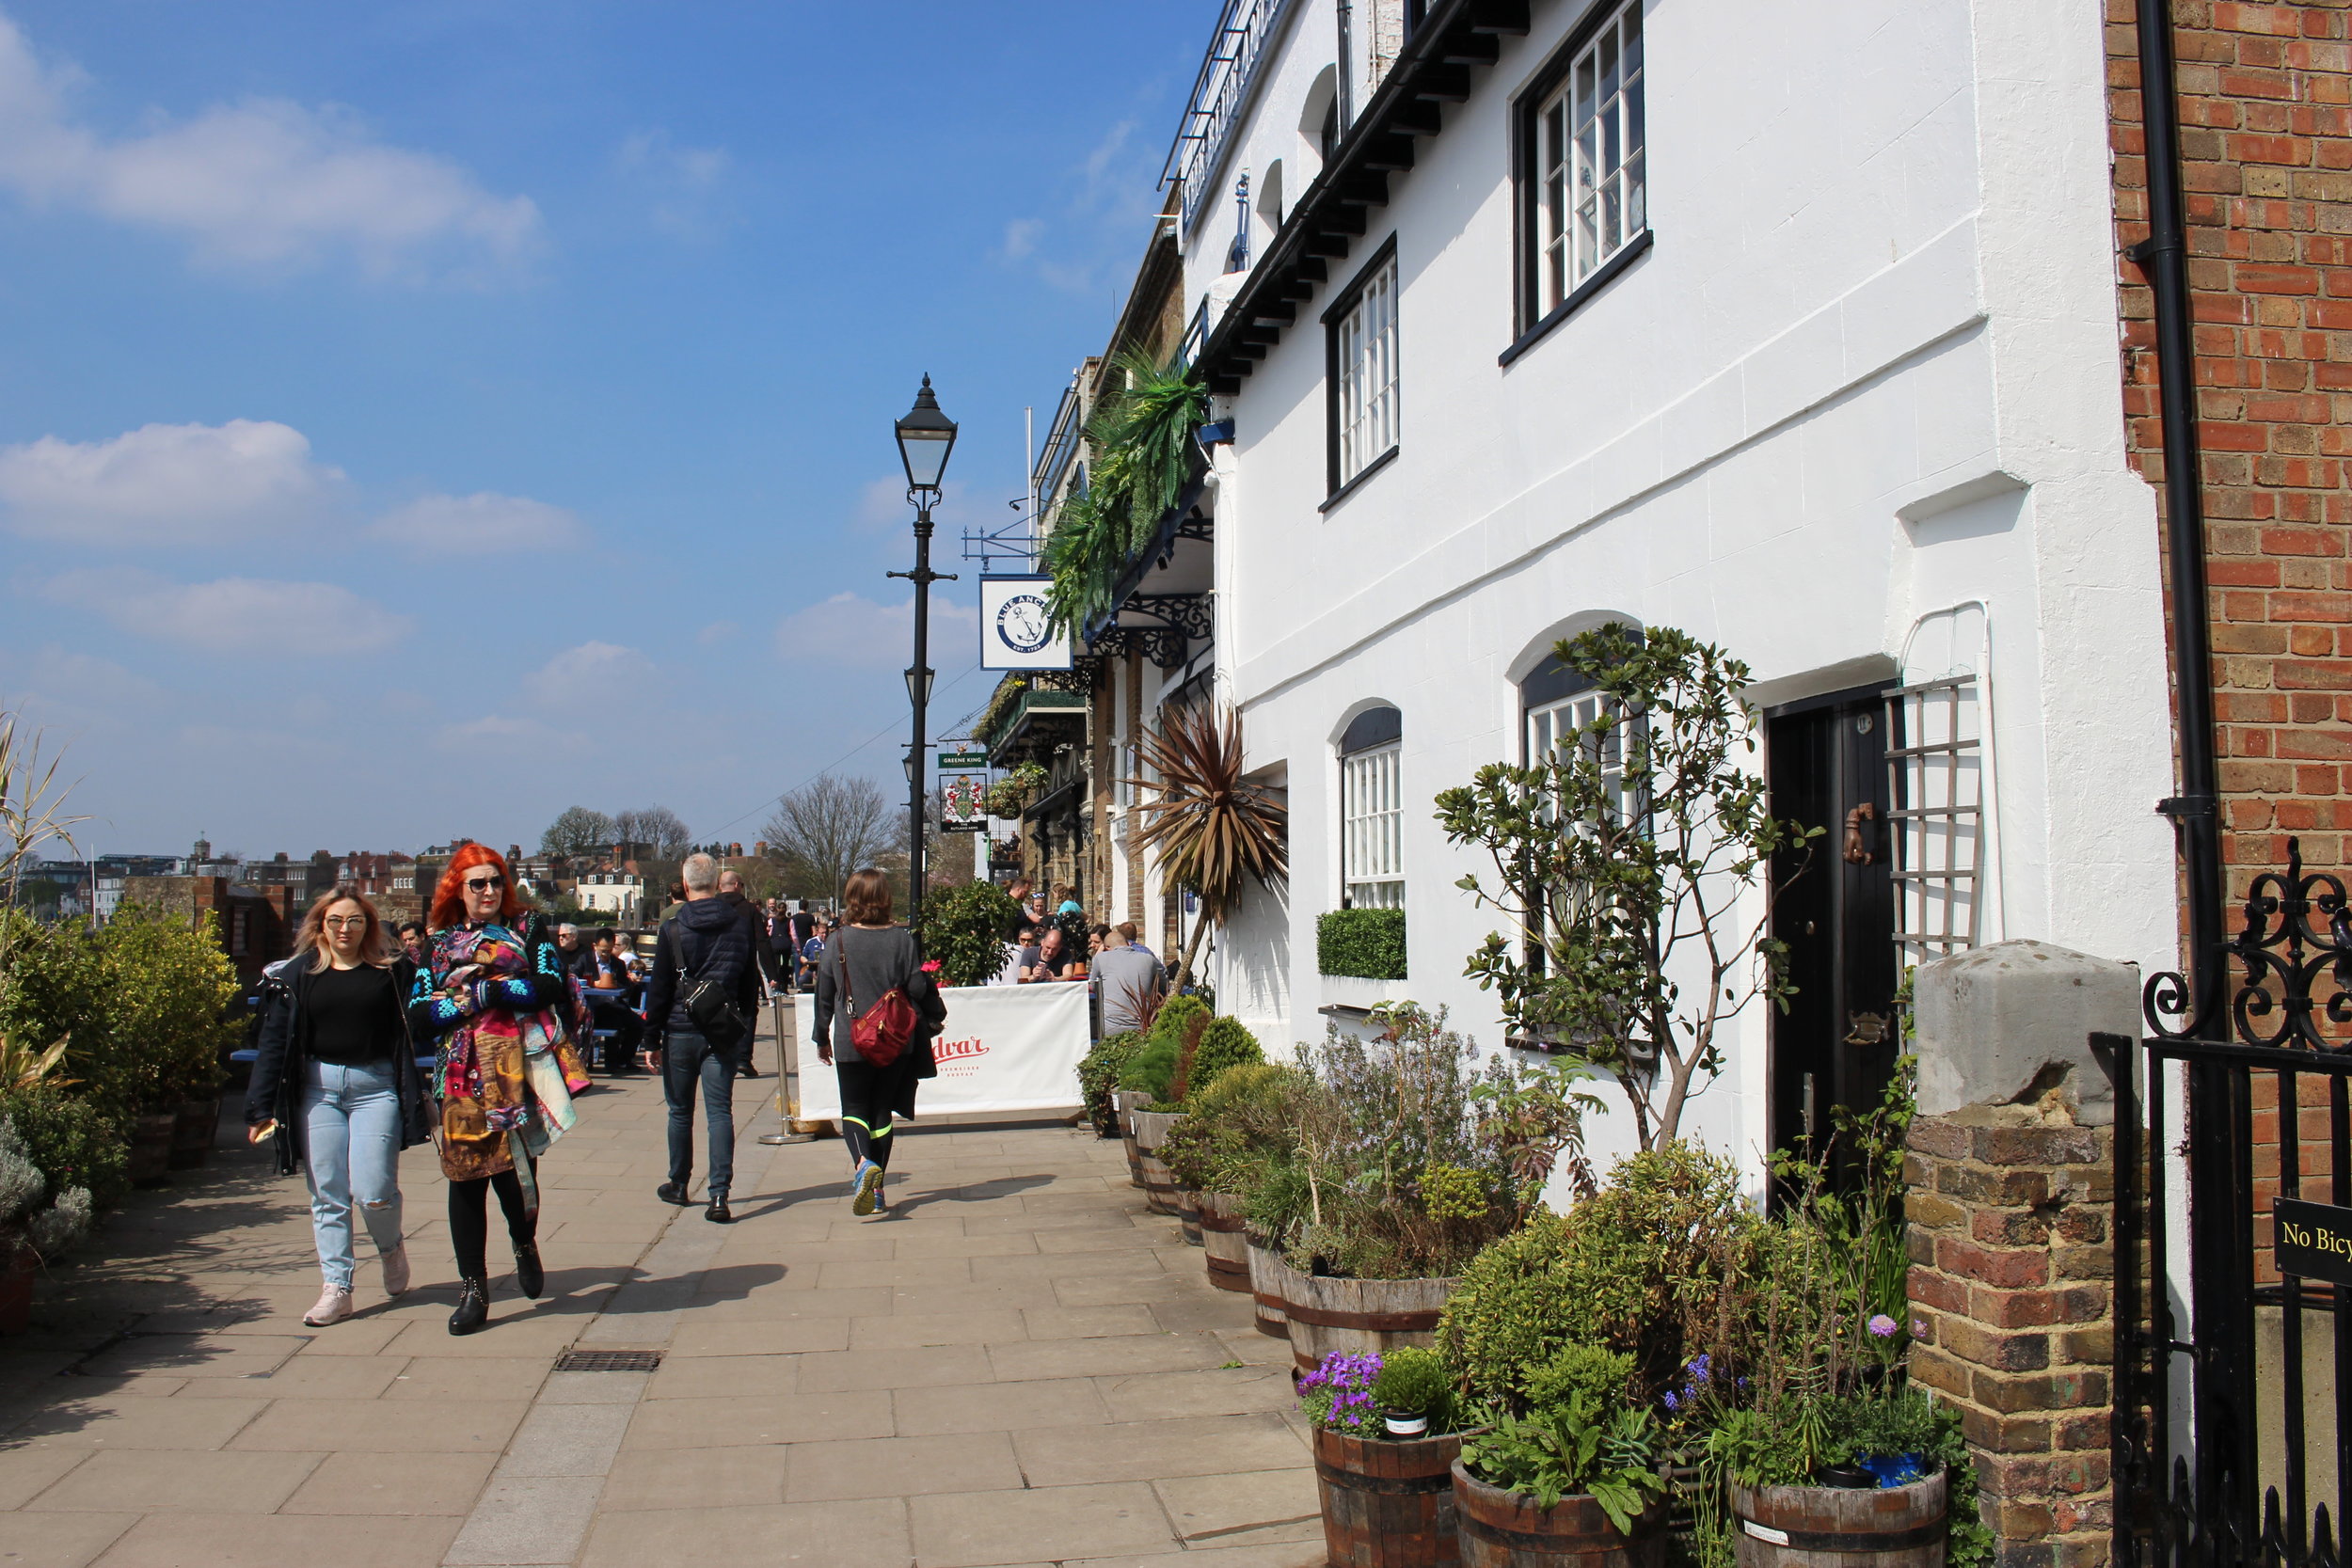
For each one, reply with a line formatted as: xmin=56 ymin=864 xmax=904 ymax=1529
xmin=1686 ymin=1354 xmax=1711 ymax=1386
xmin=1867 ymin=1314 xmax=1899 ymax=1338
xmin=1661 ymin=1389 xmax=1681 ymax=1412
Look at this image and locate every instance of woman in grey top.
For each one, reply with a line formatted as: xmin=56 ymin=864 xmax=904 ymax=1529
xmin=811 ymin=867 xmax=946 ymax=1215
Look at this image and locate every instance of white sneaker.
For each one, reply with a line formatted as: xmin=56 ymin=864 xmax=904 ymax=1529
xmin=380 ymin=1244 xmax=411 ymax=1297
xmin=303 ymin=1285 xmax=354 ymax=1326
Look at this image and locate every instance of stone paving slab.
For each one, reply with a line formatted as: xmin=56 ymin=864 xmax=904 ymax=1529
xmin=0 ymin=1004 xmax=1321 ymax=1566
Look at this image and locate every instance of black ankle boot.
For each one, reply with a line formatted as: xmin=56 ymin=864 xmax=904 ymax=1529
xmin=448 ymin=1276 xmax=489 ymax=1335
xmin=512 ymin=1237 xmax=544 ymax=1299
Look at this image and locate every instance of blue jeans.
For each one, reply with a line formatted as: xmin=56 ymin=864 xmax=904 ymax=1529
xmin=301 ymin=1058 xmax=405 ymax=1290
xmin=664 ymin=1028 xmax=739 ymax=1198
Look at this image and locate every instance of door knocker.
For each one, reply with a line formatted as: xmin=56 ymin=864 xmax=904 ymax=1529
xmin=1842 ymin=802 xmax=1878 ymax=864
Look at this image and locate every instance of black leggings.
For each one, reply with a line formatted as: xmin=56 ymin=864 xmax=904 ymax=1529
xmin=449 ymin=1168 xmax=532 ymax=1279
xmin=835 ymin=1061 xmax=898 ymax=1173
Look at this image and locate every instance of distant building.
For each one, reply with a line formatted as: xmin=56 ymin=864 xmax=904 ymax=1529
xmin=574 ymin=872 xmax=645 ymax=927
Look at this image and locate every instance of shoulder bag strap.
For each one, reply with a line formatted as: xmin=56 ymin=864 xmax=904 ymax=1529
xmin=836 ymin=930 xmax=856 ymax=1013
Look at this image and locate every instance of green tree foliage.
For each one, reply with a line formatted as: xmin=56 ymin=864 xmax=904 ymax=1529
xmin=1436 ymin=623 xmax=1820 ymax=1148
xmin=0 ymin=1085 xmax=125 ymax=1214
xmin=914 ymin=880 xmax=1019 ymax=988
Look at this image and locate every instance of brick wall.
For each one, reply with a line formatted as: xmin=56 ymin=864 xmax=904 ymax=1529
xmin=2106 ymin=0 xmax=2352 ymax=903
xmin=1907 ymin=1106 xmax=2116 ymax=1568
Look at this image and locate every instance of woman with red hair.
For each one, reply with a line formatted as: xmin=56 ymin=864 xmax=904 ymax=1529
xmin=407 ymin=844 xmax=589 ymax=1334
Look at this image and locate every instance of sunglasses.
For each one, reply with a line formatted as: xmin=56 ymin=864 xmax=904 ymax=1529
xmin=463 ymin=875 xmax=505 ymax=894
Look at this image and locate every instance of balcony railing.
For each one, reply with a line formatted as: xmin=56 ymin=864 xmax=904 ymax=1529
xmin=1162 ymin=0 xmax=1299 ymax=233
xmin=1031 ymin=375 xmax=1086 ymax=507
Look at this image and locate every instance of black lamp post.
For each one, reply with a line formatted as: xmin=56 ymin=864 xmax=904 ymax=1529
xmin=890 ymin=375 xmax=958 ymax=919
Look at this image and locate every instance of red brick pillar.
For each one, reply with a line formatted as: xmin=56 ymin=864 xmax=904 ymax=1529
xmin=1907 ymin=1105 xmax=2117 ymax=1568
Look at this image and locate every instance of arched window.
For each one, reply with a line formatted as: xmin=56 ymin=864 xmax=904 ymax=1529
xmin=1339 ymin=705 xmax=1404 ymax=909
xmin=1520 ymin=640 xmax=1635 ymax=824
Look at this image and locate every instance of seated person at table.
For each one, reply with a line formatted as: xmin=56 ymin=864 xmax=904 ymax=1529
xmin=1024 ymin=926 xmax=1075 ymax=983
xmin=584 ymin=932 xmax=642 ymax=1072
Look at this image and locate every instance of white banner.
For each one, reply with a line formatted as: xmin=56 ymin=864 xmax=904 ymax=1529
xmin=796 ymin=981 xmax=1091 ymax=1119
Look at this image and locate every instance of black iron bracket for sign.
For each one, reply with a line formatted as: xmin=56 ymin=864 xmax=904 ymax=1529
xmin=2145 ymin=834 xmax=2352 ymax=1049
xmin=2274 ymin=1197 xmax=2352 ymax=1285
xmin=1123 ymin=593 xmax=1214 ymax=640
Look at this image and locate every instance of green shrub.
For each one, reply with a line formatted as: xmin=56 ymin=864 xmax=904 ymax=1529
xmin=1119 ymin=995 xmax=1211 ymax=1108
xmin=1115 ymin=1035 xmax=1180 ymax=1103
xmin=1438 ymin=1143 xmax=1756 ymax=1409
xmin=1183 ymin=1016 xmax=1263 ymax=1100
xmin=1158 ymin=1062 xmax=1299 ymax=1194
xmin=0 ymin=1109 xmax=97 ymax=1259
xmin=80 ymin=903 xmax=240 ymax=1114
xmin=1316 ymin=908 xmax=1406 ymax=980
xmin=0 ymin=1085 xmax=128 ymax=1214
xmin=1371 ymin=1346 xmax=1455 ymax=1428
xmin=1076 ymin=1032 xmax=1141 ymax=1138
xmin=914 ymin=880 xmax=1021 ymax=988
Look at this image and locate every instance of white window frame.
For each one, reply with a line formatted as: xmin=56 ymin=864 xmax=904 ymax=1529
xmin=1533 ymin=0 xmax=1646 ymax=317
xmin=1328 ymin=245 xmax=1400 ymax=493
xmin=1885 ymin=676 xmax=1985 ymax=968
xmin=1342 ymin=740 xmax=1405 ymax=910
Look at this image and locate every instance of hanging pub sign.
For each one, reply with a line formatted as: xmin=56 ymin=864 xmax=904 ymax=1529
xmin=2274 ymin=1197 xmax=2352 ymax=1286
xmin=939 ymin=772 xmax=989 ymax=834
xmin=980 ymin=575 xmax=1073 ymax=671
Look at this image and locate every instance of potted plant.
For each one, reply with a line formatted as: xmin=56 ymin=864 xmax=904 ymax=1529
xmin=1300 ymin=1347 xmax=1471 ymax=1568
xmin=1451 ymin=1346 xmax=1667 ymax=1567
xmin=1282 ymin=1004 xmax=1598 ymax=1375
xmin=1160 ymin=1061 xmax=1295 ymax=1293
xmin=0 ymin=1109 xmax=95 ymax=1335
xmin=1118 ymin=996 xmax=1212 ymax=1217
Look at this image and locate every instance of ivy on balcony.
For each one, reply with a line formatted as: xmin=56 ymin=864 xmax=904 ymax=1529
xmin=1043 ymin=349 xmax=1208 ymax=639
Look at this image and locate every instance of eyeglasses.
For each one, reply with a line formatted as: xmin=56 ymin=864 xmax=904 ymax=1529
xmin=463 ymin=876 xmax=505 ymax=894
xmin=323 ymin=916 xmax=368 ymax=928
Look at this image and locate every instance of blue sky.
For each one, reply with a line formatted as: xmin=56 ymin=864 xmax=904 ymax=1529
xmin=0 ymin=1 xmax=1212 ymax=861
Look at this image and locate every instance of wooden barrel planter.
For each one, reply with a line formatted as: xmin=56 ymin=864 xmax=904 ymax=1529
xmin=168 ymin=1097 xmax=221 ymax=1171
xmin=1247 ymin=1236 xmax=1294 ymax=1338
xmin=1130 ymin=1110 xmax=1183 ymax=1216
xmin=1729 ymin=1471 xmax=1947 ymax=1568
xmin=1313 ymin=1425 xmax=1466 ymax=1567
xmin=1114 ymin=1090 xmax=1150 ymax=1190
xmin=1285 ymin=1271 xmax=1455 ymax=1374
xmin=1197 ymin=1191 xmax=1250 ymax=1292
xmin=128 ymin=1111 xmax=177 ymax=1187
xmin=1175 ymin=1185 xmax=1204 ymax=1246
xmin=1452 ymin=1462 xmax=1665 ymax=1568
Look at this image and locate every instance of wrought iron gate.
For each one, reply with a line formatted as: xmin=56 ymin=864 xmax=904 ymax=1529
xmin=2115 ymin=839 xmax=2352 ymax=1568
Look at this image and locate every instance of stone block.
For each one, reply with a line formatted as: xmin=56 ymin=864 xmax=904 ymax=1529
xmin=1914 ymin=940 xmax=2137 ymax=1123
xmin=1962 ymin=1404 xmax=2055 ymax=1454
xmin=1943 ymin=1319 xmax=2052 ymax=1371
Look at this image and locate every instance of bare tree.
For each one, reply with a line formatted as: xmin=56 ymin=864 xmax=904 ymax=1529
xmin=539 ymin=806 xmax=616 ymax=859
xmin=763 ymin=774 xmax=895 ymax=907
xmin=612 ymin=805 xmax=691 ymax=858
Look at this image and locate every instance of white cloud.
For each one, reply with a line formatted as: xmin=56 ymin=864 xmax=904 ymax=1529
xmin=773 ymin=592 xmax=977 ymax=669
xmin=0 ymin=419 xmax=344 ymax=545
xmin=615 ymin=129 xmax=734 ymax=241
xmin=696 ymin=621 xmax=739 ymax=646
xmin=0 ymin=641 xmax=165 ymax=729
xmin=45 ymin=568 xmax=409 ymax=653
xmin=373 ymin=491 xmax=582 ymax=553
xmin=433 ymin=713 xmax=568 ymax=752
xmin=521 ymin=641 xmax=655 ymax=711
xmin=997 ymin=119 xmax=1161 ymax=295
xmin=0 ymin=12 xmax=542 ymax=280
xmin=997 ymin=217 xmax=1042 ymax=262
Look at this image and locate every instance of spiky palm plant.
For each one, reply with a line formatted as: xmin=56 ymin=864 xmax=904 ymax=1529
xmin=1129 ymin=704 xmax=1287 ymax=990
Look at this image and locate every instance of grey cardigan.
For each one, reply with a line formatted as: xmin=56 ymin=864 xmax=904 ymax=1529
xmin=810 ymin=926 xmax=946 ymax=1065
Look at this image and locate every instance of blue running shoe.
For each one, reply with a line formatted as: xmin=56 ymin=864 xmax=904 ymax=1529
xmin=851 ymin=1160 xmax=882 ymax=1217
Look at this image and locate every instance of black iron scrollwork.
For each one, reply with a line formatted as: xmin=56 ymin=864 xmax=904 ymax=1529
xmin=2144 ymin=835 xmax=2352 ymax=1049
xmin=1123 ymin=594 xmax=1214 ymax=641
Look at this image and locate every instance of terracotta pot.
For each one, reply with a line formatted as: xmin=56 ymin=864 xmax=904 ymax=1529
xmin=1247 ymin=1236 xmax=1295 ymax=1338
xmin=1314 ymin=1424 xmax=1466 ymax=1567
xmin=1451 ymin=1461 xmax=1665 ymax=1568
xmin=0 ymin=1240 xmax=32 ymax=1336
xmin=169 ymin=1097 xmax=221 ymax=1170
xmin=1130 ymin=1110 xmax=1184 ymax=1215
xmin=1285 ymin=1270 xmax=1455 ymax=1374
xmin=1729 ymin=1471 xmax=1947 ymax=1568
xmin=128 ymin=1112 xmax=177 ymax=1187
xmin=1197 ymin=1190 xmax=1250 ymax=1292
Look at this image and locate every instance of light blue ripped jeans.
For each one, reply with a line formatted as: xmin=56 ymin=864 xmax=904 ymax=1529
xmin=301 ymin=1058 xmax=405 ymax=1290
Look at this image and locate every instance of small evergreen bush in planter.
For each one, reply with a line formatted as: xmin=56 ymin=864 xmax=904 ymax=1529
xmin=1075 ymin=1033 xmax=1141 ymax=1138
xmin=1316 ymin=908 xmax=1406 ymax=980
xmin=0 ymin=1086 xmax=127 ymax=1215
xmin=1158 ymin=1063 xmax=1302 ymax=1196
xmin=1118 ymin=995 xmax=1211 ymax=1108
xmin=1370 ymin=1345 xmax=1455 ymax=1432
xmin=1180 ymin=1016 xmax=1262 ymax=1101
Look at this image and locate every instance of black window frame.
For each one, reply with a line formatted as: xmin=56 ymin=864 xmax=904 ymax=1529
xmin=1321 ymin=232 xmax=1402 ymax=508
xmin=1501 ymin=0 xmax=1653 ymax=368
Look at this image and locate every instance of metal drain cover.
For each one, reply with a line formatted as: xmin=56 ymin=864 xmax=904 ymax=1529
xmin=553 ymin=1349 xmax=662 ymax=1372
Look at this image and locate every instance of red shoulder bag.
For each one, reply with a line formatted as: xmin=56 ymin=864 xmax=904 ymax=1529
xmin=838 ymin=931 xmax=917 ymax=1069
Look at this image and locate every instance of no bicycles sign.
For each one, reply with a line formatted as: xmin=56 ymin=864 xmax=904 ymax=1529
xmin=2274 ymin=1197 xmax=2352 ymax=1286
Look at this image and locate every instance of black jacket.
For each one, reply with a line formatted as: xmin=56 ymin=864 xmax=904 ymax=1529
xmin=644 ymin=895 xmax=761 ymax=1040
xmin=244 ymin=950 xmax=434 ymax=1177
xmin=719 ymin=889 xmax=782 ymax=988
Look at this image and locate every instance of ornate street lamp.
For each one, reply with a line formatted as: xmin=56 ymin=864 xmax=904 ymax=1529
xmin=890 ymin=375 xmax=958 ymax=917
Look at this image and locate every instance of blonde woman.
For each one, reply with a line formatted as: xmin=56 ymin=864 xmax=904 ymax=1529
xmin=245 ymin=885 xmax=432 ymax=1327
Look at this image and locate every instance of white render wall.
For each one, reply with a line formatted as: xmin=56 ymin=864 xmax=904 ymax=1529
xmin=1186 ymin=0 xmax=2175 ymax=1177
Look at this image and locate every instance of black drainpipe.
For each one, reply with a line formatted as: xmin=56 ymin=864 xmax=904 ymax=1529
xmin=2129 ymin=0 xmax=2224 ymax=1037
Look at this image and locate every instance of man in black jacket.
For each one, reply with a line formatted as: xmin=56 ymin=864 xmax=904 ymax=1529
xmin=715 ymin=866 xmax=780 ymax=1080
xmin=644 ymin=853 xmax=758 ymax=1223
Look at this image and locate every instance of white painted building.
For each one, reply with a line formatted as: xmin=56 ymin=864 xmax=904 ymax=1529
xmin=1164 ymin=0 xmax=2176 ymax=1176
xmin=573 ymin=872 xmax=645 ymax=927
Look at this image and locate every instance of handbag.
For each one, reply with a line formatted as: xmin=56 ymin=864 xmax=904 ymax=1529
xmin=837 ymin=930 xmax=917 ymax=1069
xmin=674 ymin=920 xmax=750 ymax=1051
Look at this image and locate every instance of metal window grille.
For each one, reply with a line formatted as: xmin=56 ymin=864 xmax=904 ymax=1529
xmin=1885 ymin=676 xmax=1984 ymax=966
xmin=1335 ymin=256 xmax=1399 ymax=484
xmin=1537 ymin=0 xmax=1646 ymax=311
xmin=1342 ymin=742 xmax=1404 ymax=909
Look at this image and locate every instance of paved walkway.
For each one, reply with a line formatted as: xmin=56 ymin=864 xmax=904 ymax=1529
xmin=0 ymin=1012 xmax=1318 ymax=1568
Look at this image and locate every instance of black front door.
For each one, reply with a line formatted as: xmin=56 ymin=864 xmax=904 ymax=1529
xmin=1765 ymin=686 xmax=1899 ymax=1178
